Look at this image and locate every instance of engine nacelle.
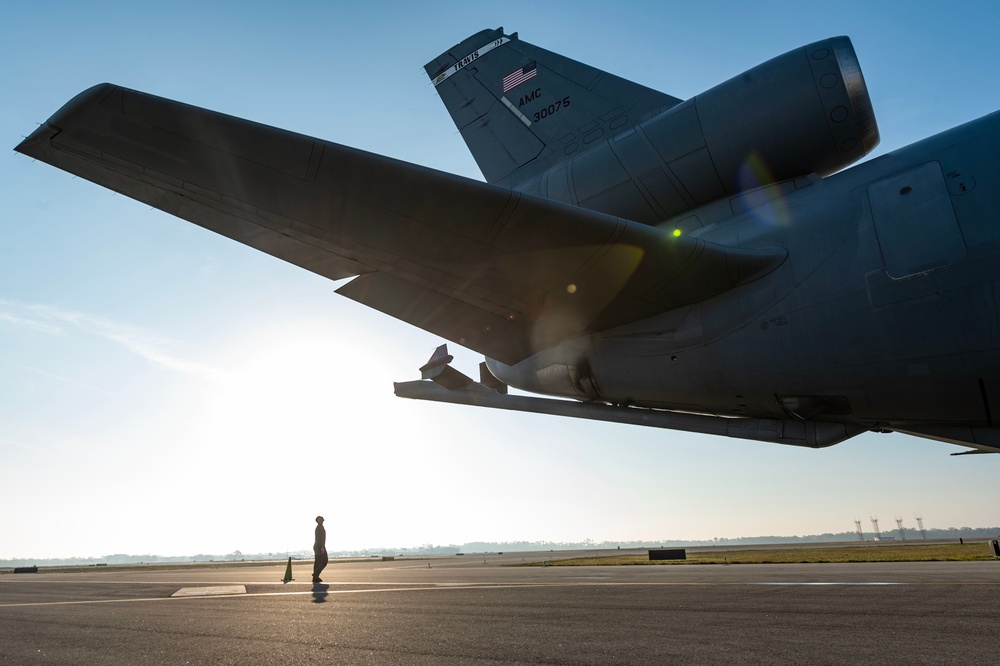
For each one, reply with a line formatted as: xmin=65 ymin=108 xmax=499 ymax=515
xmin=518 ymin=37 xmax=880 ymax=223
xmin=648 ymin=35 xmax=880 ymax=197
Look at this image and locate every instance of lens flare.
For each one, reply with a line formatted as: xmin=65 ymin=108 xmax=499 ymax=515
xmin=735 ymin=151 xmax=791 ymax=228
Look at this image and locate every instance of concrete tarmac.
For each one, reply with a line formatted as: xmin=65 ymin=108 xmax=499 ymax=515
xmin=2 ymin=550 xmax=998 ymax=664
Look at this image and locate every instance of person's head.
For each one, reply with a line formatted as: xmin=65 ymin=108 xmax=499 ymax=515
xmin=316 ymin=516 xmax=324 ymax=524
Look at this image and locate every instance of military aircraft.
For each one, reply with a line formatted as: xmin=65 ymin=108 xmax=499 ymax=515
xmin=15 ymin=28 xmax=1000 ymax=453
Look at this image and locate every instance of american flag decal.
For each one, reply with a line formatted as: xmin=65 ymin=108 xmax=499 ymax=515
xmin=502 ymin=62 xmax=537 ymax=93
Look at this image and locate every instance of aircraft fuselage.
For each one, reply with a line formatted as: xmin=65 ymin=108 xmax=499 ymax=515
xmin=491 ymin=110 xmax=1000 ymax=439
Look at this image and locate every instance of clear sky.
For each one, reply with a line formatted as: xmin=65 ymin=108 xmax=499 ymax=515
xmin=3 ymin=0 xmax=998 ymax=559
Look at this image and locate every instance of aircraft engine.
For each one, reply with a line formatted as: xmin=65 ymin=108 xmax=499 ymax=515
xmin=521 ymin=37 xmax=881 ymax=223
xmin=640 ymin=36 xmax=880 ymax=201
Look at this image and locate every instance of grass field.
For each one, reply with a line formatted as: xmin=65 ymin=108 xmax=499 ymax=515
xmin=516 ymin=542 xmax=999 ymax=566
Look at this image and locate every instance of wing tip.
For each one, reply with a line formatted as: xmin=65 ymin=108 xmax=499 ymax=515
xmin=16 ymin=83 xmax=120 ymax=158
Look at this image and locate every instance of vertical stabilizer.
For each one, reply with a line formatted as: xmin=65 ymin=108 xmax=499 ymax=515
xmin=425 ymin=28 xmax=681 ymax=185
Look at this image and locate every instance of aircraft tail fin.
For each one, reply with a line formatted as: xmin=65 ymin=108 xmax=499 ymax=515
xmin=425 ymin=28 xmax=681 ymax=186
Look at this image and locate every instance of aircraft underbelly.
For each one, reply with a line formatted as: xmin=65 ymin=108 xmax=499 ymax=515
xmin=569 ymin=319 xmax=997 ymax=425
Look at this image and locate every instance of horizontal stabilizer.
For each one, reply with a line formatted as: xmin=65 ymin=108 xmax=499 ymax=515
xmin=16 ymin=83 xmax=785 ymax=365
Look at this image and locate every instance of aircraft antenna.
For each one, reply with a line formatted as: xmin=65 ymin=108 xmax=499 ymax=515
xmin=915 ymin=513 xmax=927 ymax=539
xmin=895 ymin=516 xmax=907 ymax=541
xmin=853 ymin=518 xmax=865 ymax=542
xmin=869 ymin=515 xmax=882 ymax=541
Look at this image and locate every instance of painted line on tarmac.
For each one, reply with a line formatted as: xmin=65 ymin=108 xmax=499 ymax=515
xmin=16 ymin=579 xmax=998 ymax=609
xmin=0 ymin=584 xmax=508 ymax=608
xmin=749 ymin=582 xmax=905 ymax=586
xmin=171 ymin=585 xmax=246 ymax=597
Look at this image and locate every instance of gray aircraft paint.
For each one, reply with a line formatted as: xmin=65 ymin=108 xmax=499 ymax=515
xmin=15 ymin=28 xmax=1000 ymax=452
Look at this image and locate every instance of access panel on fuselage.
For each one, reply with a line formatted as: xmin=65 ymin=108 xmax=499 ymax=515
xmin=868 ymin=161 xmax=966 ymax=278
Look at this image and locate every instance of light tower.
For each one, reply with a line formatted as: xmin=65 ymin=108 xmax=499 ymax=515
xmin=854 ymin=519 xmax=865 ymax=542
xmin=895 ymin=516 xmax=907 ymax=541
xmin=870 ymin=515 xmax=882 ymax=541
xmin=915 ymin=514 xmax=927 ymax=539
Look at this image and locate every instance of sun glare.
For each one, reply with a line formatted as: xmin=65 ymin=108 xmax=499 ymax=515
xmin=201 ymin=321 xmax=402 ymax=452
xmin=181 ymin=318 xmax=488 ymax=548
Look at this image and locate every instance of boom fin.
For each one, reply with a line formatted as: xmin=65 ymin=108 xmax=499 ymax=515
xmin=425 ymin=28 xmax=681 ymax=186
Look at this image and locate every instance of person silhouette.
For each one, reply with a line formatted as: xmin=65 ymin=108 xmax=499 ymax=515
xmin=313 ymin=515 xmax=328 ymax=584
